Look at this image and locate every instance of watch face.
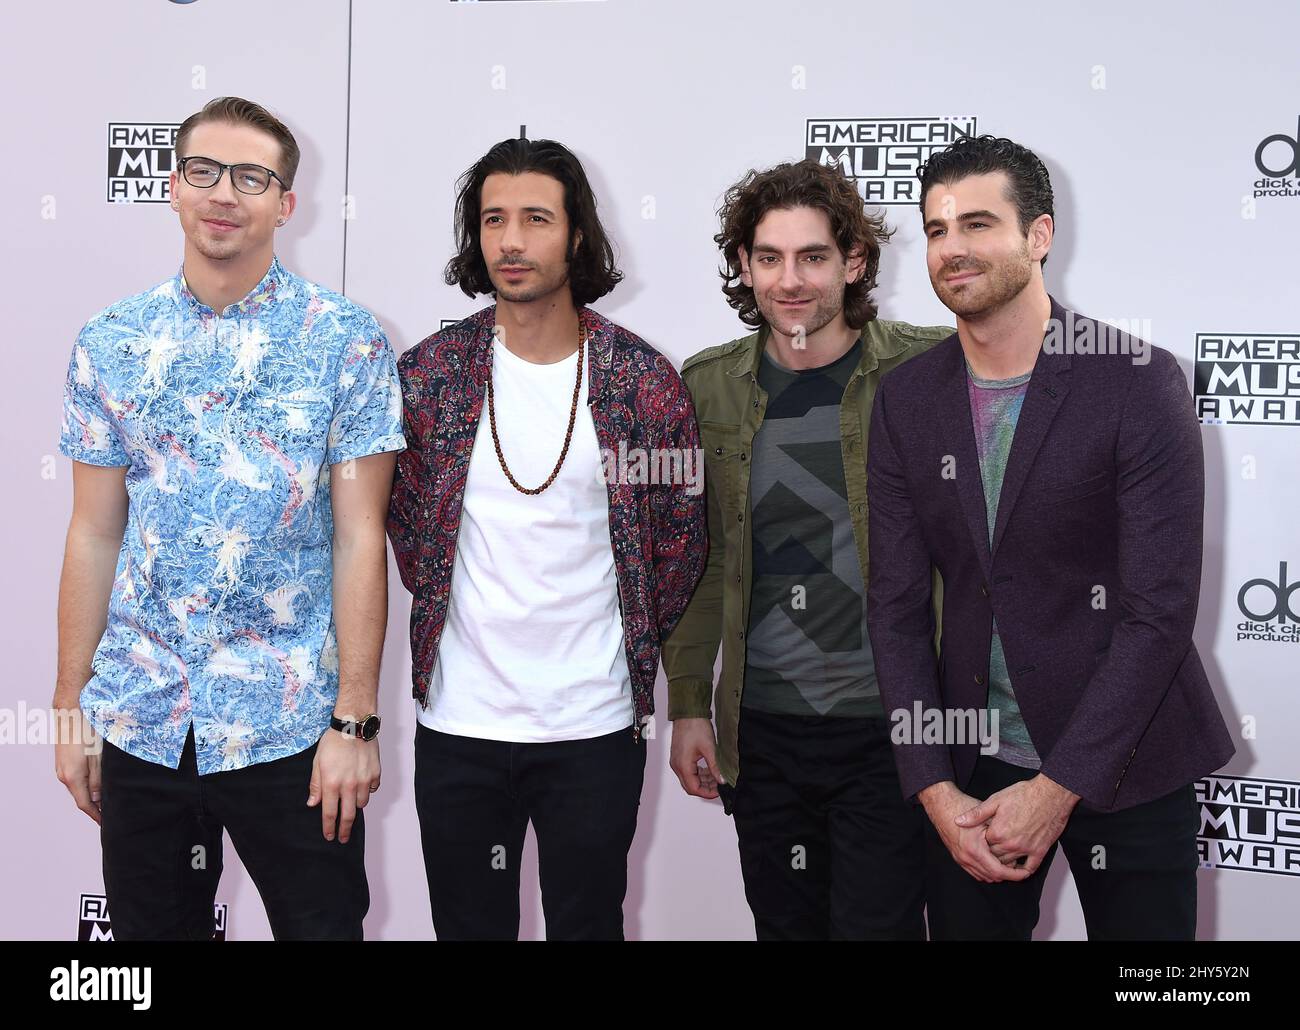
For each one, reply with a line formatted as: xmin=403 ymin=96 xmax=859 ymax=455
xmin=359 ymin=715 xmax=381 ymax=741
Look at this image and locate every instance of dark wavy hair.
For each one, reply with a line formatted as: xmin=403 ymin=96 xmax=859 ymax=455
xmin=715 ymin=159 xmax=892 ymax=330
xmin=918 ymin=134 xmax=1055 ymax=267
xmin=444 ymin=138 xmax=622 ymax=305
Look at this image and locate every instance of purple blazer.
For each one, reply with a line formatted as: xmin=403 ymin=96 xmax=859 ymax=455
xmin=866 ymin=298 xmax=1234 ymax=812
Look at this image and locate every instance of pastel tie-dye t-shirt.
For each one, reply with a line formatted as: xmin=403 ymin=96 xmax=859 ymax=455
xmin=966 ymin=360 xmax=1039 ymax=769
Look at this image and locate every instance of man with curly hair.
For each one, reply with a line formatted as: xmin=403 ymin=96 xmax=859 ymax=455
xmin=662 ymin=159 xmax=950 ymax=939
xmin=387 ymin=137 xmax=707 ymax=940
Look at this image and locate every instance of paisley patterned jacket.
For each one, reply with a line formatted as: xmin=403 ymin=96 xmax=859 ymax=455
xmin=386 ymin=304 xmax=707 ymax=742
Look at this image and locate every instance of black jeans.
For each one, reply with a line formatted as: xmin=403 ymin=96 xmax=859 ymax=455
xmin=99 ymin=726 xmax=369 ymax=941
xmin=924 ymin=756 xmax=1200 ymax=940
xmin=724 ymin=707 xmax=927 ymax=940
xmin=414 ymin=722 xmax=646 ymax=940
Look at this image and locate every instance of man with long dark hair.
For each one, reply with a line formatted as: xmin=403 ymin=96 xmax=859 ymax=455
xmin=866 ymin=134 xmax=1234 ymax=939
xmin=387 ymin=137 xmax=707 ymax=940
xmin=661 ymin=159 xmax=950 ymax=939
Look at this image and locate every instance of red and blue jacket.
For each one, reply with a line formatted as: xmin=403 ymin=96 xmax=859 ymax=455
xmin=386 ymin=304 xmax=708 ymax=741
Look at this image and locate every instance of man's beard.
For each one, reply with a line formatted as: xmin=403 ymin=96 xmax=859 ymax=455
xmin=188 ymin=216 xmax=245 ymax=262
xmin=493 ymin=264 xmax=570 ymax=304
xmin=190 ymin=235 xmax=241 ymax=261
xmin=759 ymin=282 xmax=844 ymax=340
xmin=933 ymin=245 xmax=1033 ymax=319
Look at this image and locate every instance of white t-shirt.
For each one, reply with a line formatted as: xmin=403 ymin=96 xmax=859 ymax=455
xmin=417 ymin=334 xmax=634 ymax=742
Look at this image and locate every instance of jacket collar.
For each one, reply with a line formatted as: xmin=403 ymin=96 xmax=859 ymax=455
xmin=724 ymin=318 xmax=909 ymax=380
xmin=460 ymin=303 xmax=617 ymax=402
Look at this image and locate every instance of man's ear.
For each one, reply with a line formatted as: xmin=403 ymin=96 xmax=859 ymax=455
xmin=571 ymin=228 xmax=584 ymax=258
xmin=1029 ymin=214 xmax=1053 ymax=264
xmin=845 ymin=245 xmax=867 ymax=285
xmin=739 ymin=245 xmax=753 ymax=287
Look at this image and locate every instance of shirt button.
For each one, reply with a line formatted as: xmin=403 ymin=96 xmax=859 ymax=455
xmin=740 ymin=453 xmax=747 ymax=461
xmin=975 ymin=673 xmax=985 ymax=686
xmin=715 ymin=447 xmax=723 ymax=455
xmin=737 ymin=514 xmax=744 ymax=523
xmin=981 ymin=583 xmax=990 ymax=597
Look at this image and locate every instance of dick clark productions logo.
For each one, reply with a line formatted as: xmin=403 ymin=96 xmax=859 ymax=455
xmin=1253 ymin=116 xmax=1300 ymax=199
xmin=1236 ymin=562 xmax=1300 ymax=645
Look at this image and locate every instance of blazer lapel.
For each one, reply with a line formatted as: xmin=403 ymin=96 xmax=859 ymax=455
xmin=936 ymin=338 xmax=994 ymax=576
xmin=988 ymin=299 xmax=1073 ymax=558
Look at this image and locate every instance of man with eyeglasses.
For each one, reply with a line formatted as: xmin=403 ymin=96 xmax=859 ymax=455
xmin=52 ymin=96 xmax=405 ymax=940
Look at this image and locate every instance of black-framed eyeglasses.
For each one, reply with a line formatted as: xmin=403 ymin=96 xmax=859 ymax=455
xmin=178 ymin=156 xmax=287 ymax=196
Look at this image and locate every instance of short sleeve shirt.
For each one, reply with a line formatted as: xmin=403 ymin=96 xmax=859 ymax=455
xmin=58 ymin=256 xmax=406 ymax=773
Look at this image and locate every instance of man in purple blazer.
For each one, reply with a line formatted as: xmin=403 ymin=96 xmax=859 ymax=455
xmin=865 ymin=134 xmax=1235 ymax=940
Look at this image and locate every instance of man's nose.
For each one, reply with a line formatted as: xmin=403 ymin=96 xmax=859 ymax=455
xmin=499 ymin=216 xmax=525 ymax=255
xmin=936 ymin=228 xmax=968 ymax=264
xmin=209 ymin=168 xmax=239 ymax=205
xmin=778 ymin=257 xmax=803 ymax=293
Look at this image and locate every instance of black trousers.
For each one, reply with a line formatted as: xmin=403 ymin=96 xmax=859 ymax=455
xmin=99 ymin=726 xmax=369 ymax=941
xmin=925 ymin=756 xmax=1200 ymax=940
xmin=724 ymin=707 xmax=927 ymax=940
xmin=414 ymin=722 xmax=647 ymax=941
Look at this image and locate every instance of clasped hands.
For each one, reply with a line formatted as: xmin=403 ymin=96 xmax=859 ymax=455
xmin=921 ymin=774 xmax=1080 ymax=884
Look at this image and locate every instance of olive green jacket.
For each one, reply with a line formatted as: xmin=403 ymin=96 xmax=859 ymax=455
xmin=661 ymin=317 xmax=952 ymax=790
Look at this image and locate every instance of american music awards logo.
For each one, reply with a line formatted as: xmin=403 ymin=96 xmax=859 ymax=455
xmin=1194 ymin=334 xmax=1300 ymax=426
xmin=77 ymin=892 xmax=228 ymax=940
xmin=107 ymin=122 xmax=178 ymax=204
xmin=1197 ymin=775 xmax=1300 ymax=876
xmin=805 ymin=116 xmax=977 ymax=204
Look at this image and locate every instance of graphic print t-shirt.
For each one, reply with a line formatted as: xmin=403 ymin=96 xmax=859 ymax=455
xmin=743 ymin=340 xmax=880 ymax=717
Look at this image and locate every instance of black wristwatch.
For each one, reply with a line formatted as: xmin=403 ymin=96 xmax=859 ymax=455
xmin=330 ymin=713 xmax=381 ymax=741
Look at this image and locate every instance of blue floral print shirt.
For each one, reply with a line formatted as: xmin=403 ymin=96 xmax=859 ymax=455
xmin=58 ymin=256 xmax=405 ymax=774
